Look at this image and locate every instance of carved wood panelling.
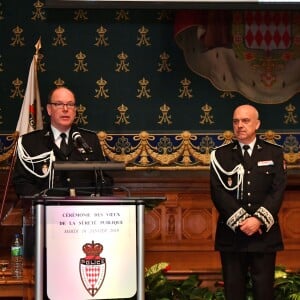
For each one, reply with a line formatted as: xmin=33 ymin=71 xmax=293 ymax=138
xmin=1 ymin=170 xmax=300 ymax=274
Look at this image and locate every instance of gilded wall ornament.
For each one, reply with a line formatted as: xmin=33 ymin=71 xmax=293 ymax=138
xmin=284 ymin=103 xmax=298 ymax=124
xmin=115 ymin=52 xmax=130 ymax=72
xmin=52 ymin=25 xmax=68 ymax=46
xmin=94 ymin=26 xmax=109 ymax=47
xmin=178 ymin=78 xmax=193 ymax=99
xmin=157 ymin=52 xmax=172 ymax=72
xmin=74 ymin=9 xmax=88 ymax=21
xmin=158 ymin=104 xmax=172 ymax=125
xmin=74 ymin=104 xmax=88 ymax=125
xmin=137 ymin=78 xmax=151 ymax=99
xmin=157 ymin=10 xmax=172 ymax=21
xmin=136 ymin=26 xmax=151 ymax=47
xmin=10 ymin=26 xmax=25 ymax=47
xmin=0 ymin=2 xmax=4 ymax=21
xmin=115 ymin=10 xmax=130 ymax=22
xmin=54 ymin=78 xmax=65 ymax=87
xmin=95 ymin=77 xmax=110 ymax=99
xmin=115 ymin=104 xmax=130 ymax=125
xmin=74 ymin=51 xmax=88 ymax=72
xmin=220 ymin=91 xmax=235 ymax=99
xmin=31 ymin=0 xmax=46 ymax=21
xmin=37 ymin=53 xmax=46 ymax=72
xmin=10 ymin=78 xmax=24 ymax=99
xmin=0 ymin=55 xmax=3 ymax=72
xmin=1 ymin=131 xmax=300 ymax=170
xmin=200 ymin=104 xmax=214 ymax=125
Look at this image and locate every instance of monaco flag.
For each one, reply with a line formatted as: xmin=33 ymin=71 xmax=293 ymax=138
xmin=16 ymin=38 xmax=43 ymax=136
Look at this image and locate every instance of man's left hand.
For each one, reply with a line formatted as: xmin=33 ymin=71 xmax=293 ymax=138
xmin=239 ymin=217 xmax=263 ymax=236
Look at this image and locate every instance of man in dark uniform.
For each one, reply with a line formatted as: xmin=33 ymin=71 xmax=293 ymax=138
xmin=210 ymin=104 xmax=286 ymax=300
xmin=13 ymin=86 xmax=112 ymax=196
xmin=12 ymin=86 xmax=113 ymax=269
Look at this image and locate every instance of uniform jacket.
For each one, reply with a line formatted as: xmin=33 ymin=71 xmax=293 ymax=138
xmin=210 ymin=139 xmax=286 ymax=252
xmin=13 ymin=124 xmax=112 ymax=196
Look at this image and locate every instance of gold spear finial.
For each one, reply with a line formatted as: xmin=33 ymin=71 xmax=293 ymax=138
xmin=35 ymin=37 xmax=42 ymax=55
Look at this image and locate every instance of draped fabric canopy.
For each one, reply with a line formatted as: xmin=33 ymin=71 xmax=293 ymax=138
xmin=174 ymin=10 xmax=300 ymax=104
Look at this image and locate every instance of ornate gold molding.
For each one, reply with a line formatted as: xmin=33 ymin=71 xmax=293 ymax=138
xmin=0 ymin=130 xmax=299 ymax=170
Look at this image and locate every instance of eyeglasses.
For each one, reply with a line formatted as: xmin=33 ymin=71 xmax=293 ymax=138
xmin=49 ymin=102 xmax=76 ymax=109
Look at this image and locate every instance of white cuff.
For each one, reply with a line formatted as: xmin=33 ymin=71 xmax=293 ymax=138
xmin=226 ymin=208 xmax=251 ymax=232
xmin=254 ymin=206 xmax=274 ymax=232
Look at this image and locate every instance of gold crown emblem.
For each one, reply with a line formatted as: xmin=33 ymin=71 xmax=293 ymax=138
xmin=82 ymin=241 xmax=103 ymax=258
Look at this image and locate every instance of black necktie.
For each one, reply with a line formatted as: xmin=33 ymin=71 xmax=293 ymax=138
xmin=60 ymin=132 xmax=68 ymax=155
xmin=243 ymin=144 xmax=251 ymax=167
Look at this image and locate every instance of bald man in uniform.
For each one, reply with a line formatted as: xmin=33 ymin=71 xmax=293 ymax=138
xmin=210 ymin=104 xmax=286 ymax=300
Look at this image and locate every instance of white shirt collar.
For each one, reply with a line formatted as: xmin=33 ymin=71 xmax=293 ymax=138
xmin=51 ymin=125 xmax=70 ymax=144
xmin=239 ymin=138 xmax=256 ymax=154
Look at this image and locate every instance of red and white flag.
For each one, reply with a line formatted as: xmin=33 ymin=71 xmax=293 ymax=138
xmin=16 ymin=38 xmax=43 ymax=136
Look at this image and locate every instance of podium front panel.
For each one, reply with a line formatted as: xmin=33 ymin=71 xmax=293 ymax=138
xmin=46 ymin=204 xmax=137 ymax=300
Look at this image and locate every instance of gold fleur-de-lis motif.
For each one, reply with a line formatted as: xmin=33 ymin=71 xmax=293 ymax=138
xmin=115 ymin=51 xmax=130 ymax=72
xmin=220 ymin=91 xmax=235 ymax=99
xmin=31 ymin=0 xmax=46 ymax=21
xmin=0 ymin=55 xmax=3 ymax=72
xmin=157 ymin=51 xmax=172 ymax=72
xmin=37 ymin=53 xmax=46 ymax=72
xmin=136 ymin=26 xmax=151 ymax=47
xmin=54 ymin=78 xmax=65 ymax=87
xmin=158 ymin=104 xmax=172 ymax=125
xmin=10 ymin=26 xmax=25 ymax=47
xmin=74 ymin=51 xmax=88 ymax=72
xmin=94 ymin=26 xmax=109 ymax=47
xmin=157 ymin=10 xmax=172 ymax=21
xmin=137 ymin=77 xmax=151 ymax=99
xmin=200 ymin=104 xmax=214 ymax=125
xmin=95 ymin=77 xmax=110 ymax=99
xmin=52 ymin=25 xmax=67 ymax=46
xmin=115 ymin=104 xmax=130 ymax=125
xmin=178 ymin=78 xmax=193 ymax=99
xmin=74 ymin=9 xmax=88 ymax=21
xmin=74 ymin=104 xmax=88 ymax=125
xmin=0 ymin=2 xmax=4 ymax=20
xmin=10 ymin=78 xmax=24 ymax=99
xmin=284 ymin=103 xmax=298 ymax=124
xmin=115 ymin=10 xmax=130 ymax=22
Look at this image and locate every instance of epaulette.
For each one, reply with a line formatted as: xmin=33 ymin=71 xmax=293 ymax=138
xmin=212 ymin=141 xmax=234 ymax=151
xmin=77 ymin=127 xmax=97 ymax=134
xmin=262 ymin=140 xmax=283 ymax=148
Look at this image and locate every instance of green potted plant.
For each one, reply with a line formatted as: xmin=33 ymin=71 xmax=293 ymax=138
xmin=144 ymin=263 xmax=300 ymax=300
xmin=145 ymin=262 xmax=214 ymax=300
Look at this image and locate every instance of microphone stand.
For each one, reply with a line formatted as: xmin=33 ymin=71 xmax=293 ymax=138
xmin=93 ymin=169 xmax=106 ymax=196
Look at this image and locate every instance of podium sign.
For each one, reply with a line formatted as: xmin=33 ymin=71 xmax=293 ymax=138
xmin=33 ymin=196 xmax=166 ymax=300
xmin=46 ymin=205 xmax=137 ymax=300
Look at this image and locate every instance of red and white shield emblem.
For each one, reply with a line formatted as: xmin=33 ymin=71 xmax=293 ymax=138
xmin=79 ymin=241 xmax=106 ymax=297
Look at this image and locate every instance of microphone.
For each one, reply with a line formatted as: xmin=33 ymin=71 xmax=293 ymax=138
xmin=72 ymin=131 xmax=93 ymax=153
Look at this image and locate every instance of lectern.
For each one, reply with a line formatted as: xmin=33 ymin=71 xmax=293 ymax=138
xmin=34 ymin=195 xmax=165 ymax=300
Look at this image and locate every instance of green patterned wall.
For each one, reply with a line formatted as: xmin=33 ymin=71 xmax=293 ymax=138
xmin=1 ymin=0 xmax=299 ymax=133
xmin=0 ymin=1 xmax=299 ymax=169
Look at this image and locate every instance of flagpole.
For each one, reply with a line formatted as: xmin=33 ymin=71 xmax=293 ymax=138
xmin=0 ymin=37 xmax=42 ymax=223
xmin=0 ymin=135 xmax=18 ymax=223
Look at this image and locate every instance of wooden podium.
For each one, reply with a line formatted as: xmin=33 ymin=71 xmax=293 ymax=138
xmin=33 ymin=196 xmax=165 ymax=300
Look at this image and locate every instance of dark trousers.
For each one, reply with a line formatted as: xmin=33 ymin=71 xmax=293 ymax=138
xmin=220 ymin=251 xmax=276 ymax=300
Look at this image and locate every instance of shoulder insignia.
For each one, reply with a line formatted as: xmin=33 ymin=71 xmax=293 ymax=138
xmin=213 ymin=141 xmax=234 ymax=151
xmin=77 ymin=127 xmax=96 ymax=134
xmin=262 ymin=140 xmax=283 ymax=148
